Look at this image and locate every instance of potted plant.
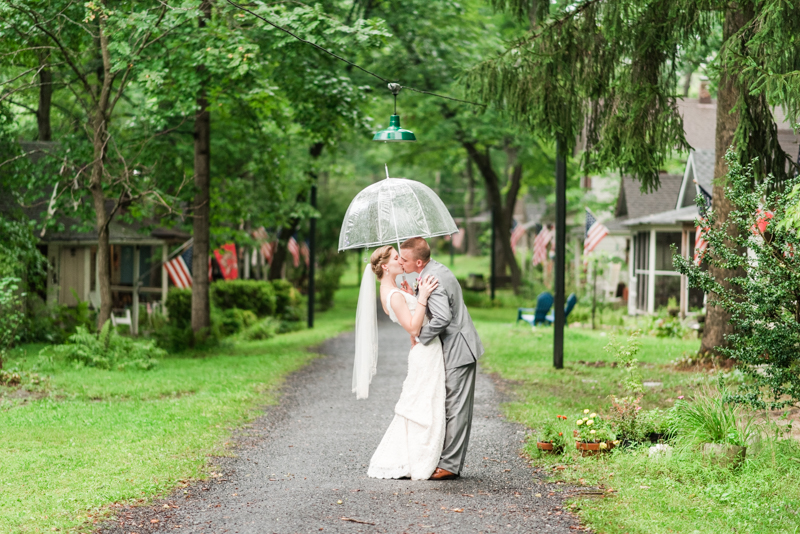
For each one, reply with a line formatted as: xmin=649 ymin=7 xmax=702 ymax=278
xmin=574 ymin=409 xmax=619 ymax=456
xmin=672 ymin=388 xmax=757 ymax=469
xmin=536 ymin=415 xmax=569 ymax=453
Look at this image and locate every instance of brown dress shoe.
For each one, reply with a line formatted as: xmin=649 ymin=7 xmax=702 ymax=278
xmin=429 ymin=468 xmax=459 ymax=480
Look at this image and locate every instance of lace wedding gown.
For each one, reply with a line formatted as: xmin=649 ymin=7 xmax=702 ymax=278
xmin=368 ymin=289 xmax=446 ymax=481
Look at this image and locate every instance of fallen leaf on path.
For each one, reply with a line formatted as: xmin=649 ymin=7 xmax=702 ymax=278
xmin=452 ymin=508 xmax=464 ymax=513
xmin=462 ymin=494 xmax=474 ymax=497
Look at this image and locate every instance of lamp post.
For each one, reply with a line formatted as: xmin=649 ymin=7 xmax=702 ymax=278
xmin=553 ymin=140 xmax=567 ymax=370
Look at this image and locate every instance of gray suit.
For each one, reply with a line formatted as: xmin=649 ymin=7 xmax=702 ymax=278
xmin=417 ymin=260 xmax=484 ymax=474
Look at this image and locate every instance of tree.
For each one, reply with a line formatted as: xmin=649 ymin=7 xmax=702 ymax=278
xmin=469 ymin=0 xmax=800 ymax=352
xmin=1 ymin=1 xmax=197 ymax=327
xmin=674 ymin=151 xmax=800 ymax=409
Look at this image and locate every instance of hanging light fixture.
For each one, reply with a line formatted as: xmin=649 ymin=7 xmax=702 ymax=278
xmin=372 ymin=83 xmax=416 ymax=142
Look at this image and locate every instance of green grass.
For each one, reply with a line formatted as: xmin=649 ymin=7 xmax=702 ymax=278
xmin=474 ymin=308 xmax=800 ymax=534
xmin=0 ymin=286 xmax=358 ymax=534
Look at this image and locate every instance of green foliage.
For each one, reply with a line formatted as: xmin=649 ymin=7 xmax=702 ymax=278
xmin=211 ymin=280 xmax=276 ymax=317
xmin=469 ymin=0 xmax=800 ymax=189
xmin=215 ymin=308 xmax=258 ymax=337
xmin=672 ymin=388 xmax=757 ymax=448
xmin=50 ymin=321 xmax=162 ymax=371
xmin=574 ymin=410 xmax=617 ymax=444
xmin=22 ymin=297 xmax=95 ymax=344
xmin=314 ymin=262 xmax=344 ymax=312
xmin=536 ymin=414 xmax=570 ymax=450
xmin=605 ymin=330 xmax=644 ymax=396
xmin=270 ymin=279 xmax=298 ymax=318
xmin=674 ymin=151 xmax=800 ymax=409
xmin=239 ymin=317 xmax=280 ymax=341
xmin=0 ymin=277 xmax=24 ymax=368
xmin=165 ymin=288 xmax=193 ymax=329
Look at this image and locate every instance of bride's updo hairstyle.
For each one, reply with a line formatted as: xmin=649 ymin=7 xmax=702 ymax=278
xmin=370 ymin=246 xmax=394 ymax=279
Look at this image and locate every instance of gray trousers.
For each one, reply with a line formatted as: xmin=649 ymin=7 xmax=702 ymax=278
xmin=438 ymin=361 xmax=477 ymax=474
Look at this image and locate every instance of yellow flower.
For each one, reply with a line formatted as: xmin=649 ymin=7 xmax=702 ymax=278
xmin=587 ymin=419 xmax=594 ymax=425
xmin=599 ymin=442 xmax=607 ymax=450
xmin=590 ymin=429 xmax=596 ymax=434
xmin=613 ymin=440 xmax=620 ymax=445
xmin=590 ymin=413 xmax=597 ymax=418
xmin=583 ymin=409 xmax=590 ymax=414
xmin=576 ymin=420 xmax=584 ymax=426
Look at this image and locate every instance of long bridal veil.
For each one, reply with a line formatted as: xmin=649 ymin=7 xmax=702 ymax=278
xmin=353 ymin=263 xmax=379 ymax=399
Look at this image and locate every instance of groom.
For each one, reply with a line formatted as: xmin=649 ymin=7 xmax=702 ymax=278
xmin=399 ymin=237 xmax=484 ymax=480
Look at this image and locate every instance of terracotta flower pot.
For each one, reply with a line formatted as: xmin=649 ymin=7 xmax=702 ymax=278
xmin=537 ymin=441 xmax=563 ymax=454
xmin=575 ymin=441 xmax=615 ymax=457
xmin=702 ymin=443 xmax=746 ymax=468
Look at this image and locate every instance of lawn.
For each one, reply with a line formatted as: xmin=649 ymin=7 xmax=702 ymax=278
xmin=473 ymin=307 xmax=800 ymax=534
xmin=0 ymin=287 xmax=358 ymax=534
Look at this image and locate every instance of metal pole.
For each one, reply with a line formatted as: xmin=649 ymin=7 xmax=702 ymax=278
xmin=307 ymin=183 xmax=317 ymax=328
xmin=554 ymin=140 xmax=566 ymax=369
xmin=490 ymin=209 xmax=496 ymax=301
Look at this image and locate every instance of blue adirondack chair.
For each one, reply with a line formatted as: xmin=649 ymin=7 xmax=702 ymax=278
xmin=517 ymin=292 xmax=554 ymax=326
xmin=545 ymin=293 xmax=578 ymax=324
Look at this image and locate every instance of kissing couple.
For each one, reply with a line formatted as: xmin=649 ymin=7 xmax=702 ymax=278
xmin=353 ymin=237 xmax=484 ymax=481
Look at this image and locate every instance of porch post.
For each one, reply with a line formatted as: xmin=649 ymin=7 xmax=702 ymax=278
xmin=628 ymin=235 xmax=636 ymax=315
xmin=83 ymin=247 xmax=91 ymax=302
xmin=647 ymin=229 xmax=656 ymax=314
xmin=161 ymin=244 xmax=168 ymax=304
xmin=132 ymin=246 xmax=140 ymax=336
xmin=679 ymin=228 xmax=689 ymax=319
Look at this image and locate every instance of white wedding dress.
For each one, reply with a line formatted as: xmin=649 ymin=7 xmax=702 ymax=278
xmin=367 ymin=289 xmax=446 ymax=481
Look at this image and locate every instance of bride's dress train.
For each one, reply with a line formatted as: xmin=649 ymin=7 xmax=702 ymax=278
xmin=367 ymin=289 xmax=446 ymax=481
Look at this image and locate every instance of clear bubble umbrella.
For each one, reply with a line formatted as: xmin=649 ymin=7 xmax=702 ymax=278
xmin=338 ymin=165 xmax=458 ymax=252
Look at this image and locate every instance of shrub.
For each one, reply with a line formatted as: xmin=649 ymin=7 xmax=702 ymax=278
xmin=165 ymin=288 xmax=192 ymax=328
xmin=271 ymin=279 xmax=298 ymax=318
xmin=240 ymin=317 xmax=279 ymax=341
xmin=674 ymin=151 xmax=800 ymax=409
xmin=50 ymin=320 xmax=163 ymax=370
xmin=0 ymin=277 xmax=24 ymax=369
xmin=211 ymin=280 xmax=276 ymax=317
xmin=215 ymin=308 xmax=258 ymax=337
xmin=315 ymin=262 xmax=344 ymax=311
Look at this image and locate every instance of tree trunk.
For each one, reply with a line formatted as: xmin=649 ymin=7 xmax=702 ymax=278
xmin=191 ymin=0 xmax=212 ymax=334
xmin=462 ymin=142 xmax=522 ymax=293
xmin=268 ymin=220 xmax=298 ymax=281
xmin=465 ymin=158 xmax=480 ymax=256
xmin=37 ymin=63 xmax=52 ymax=141
xmin=89 ymin=111 xmax=111 ymax=327
xmin=700 ymin=6 xmax=753 ymax=355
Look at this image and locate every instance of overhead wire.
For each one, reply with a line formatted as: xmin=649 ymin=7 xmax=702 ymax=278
xmin=223 ymin=0 xmax=486 ymax=108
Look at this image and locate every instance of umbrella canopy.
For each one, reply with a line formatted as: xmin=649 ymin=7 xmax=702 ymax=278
xmin=338 ymin=169 xmax=458 ymax=251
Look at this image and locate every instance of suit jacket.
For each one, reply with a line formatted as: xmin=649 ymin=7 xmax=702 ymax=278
xmin=417 ymin=260 xmax=484 ymax=369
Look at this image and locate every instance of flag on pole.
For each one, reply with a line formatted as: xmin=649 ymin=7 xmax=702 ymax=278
xmin=165 ymin=246 xmax=193 ymax=289
xmin=452 ymin=227 xmax=465 ymax=249
xmin=213 ymin=244 xmax=239 ymax=280
xmin=584 ymin=208 xmax=609 ymax=255
xmin=510 ymin=222 xmax=526 ymax=253
xmin=693 ymin=221 xmax=710 ymax=266
xmin=300 ymin=241 xmax=310 ymax=267
xmin=252 ymin=226 xmax=274 ymax=264
xmin=288 ymin=236 xmax=301 ymax=268
xmin=532 ymin=225 xmax=553 ymax=266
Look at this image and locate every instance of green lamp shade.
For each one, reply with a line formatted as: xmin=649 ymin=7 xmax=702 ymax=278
xmin=372 ymin=114 xmax=416 ymax=142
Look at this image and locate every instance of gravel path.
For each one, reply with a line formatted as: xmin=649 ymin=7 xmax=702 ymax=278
xmin=98 ymin=314 xmax=589 ymax=534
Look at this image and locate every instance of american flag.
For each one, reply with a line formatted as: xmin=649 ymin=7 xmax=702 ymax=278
xmin=584 ymin=208 xmax=609 ymax=255
xmin=165 ymin=245 xmax=193 ymax=289
xmin=532 ymin=225 xmax=553 ymax=266
xmin=693 ymin=220 xmax=710 ymax=266
xmin=752 ymin=208 xmax=774 ymax=235
xmin=510 ymin=222 xmax=526 ymax=254
xmin=252 ymin=226 xmax=274 ymax=264
xmin=288 ymin=236 xmax=301 ymax=268
xmin=300 ymin=241 xmax=310 ymax=267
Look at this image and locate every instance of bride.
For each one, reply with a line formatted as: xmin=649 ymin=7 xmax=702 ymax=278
xmin=353 ymin=245 xmax=446 ymax=481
